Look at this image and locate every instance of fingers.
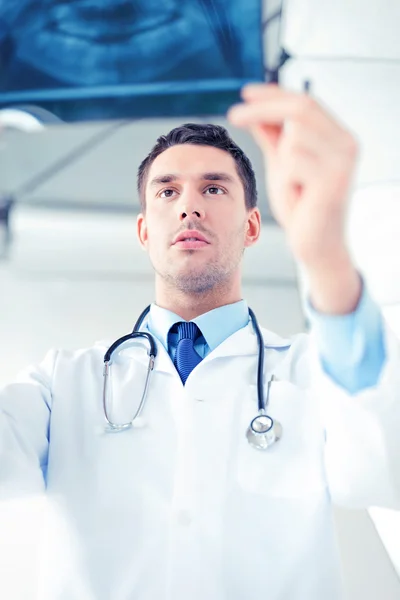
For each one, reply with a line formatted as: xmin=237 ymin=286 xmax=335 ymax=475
xmin=270 ymin=151 xmax=327 ymax=226
xmin=241 ymin=83 xmax=282 ymax=101
xmin=229 ymin=87 xmax=358 ymax=166
xmin=229 ymin=84 xmax=352 ymax=146
xmin=279 ymin=132 xmax=356 ymax=193
xmin=248 ymin=123 xmax=282 ymax=156
xmin=228 ymin=95 xmax=340 ymax=140
xmin=229 ymin=84 xmax=358 ymax=207
xmin=284 ymin=121 xmax=345 ymax=157
xmin=245 ymin=116 xmax=349 ymax=170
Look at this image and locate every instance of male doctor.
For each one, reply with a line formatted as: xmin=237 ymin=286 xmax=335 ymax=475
xmin=1 ymin=84 xmax=400 ymax=600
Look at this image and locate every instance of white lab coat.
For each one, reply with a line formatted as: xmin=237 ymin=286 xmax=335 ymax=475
xmin=1 ymin=318 xmax=400 ymax=600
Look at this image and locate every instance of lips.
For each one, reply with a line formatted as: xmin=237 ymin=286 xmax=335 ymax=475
xmin=173 ymin=230 xmax=210 ymax=249
xmin=173 ymin=230 xmax=210 ymax=244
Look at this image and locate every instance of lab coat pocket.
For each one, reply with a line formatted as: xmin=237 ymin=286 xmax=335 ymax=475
xmin=235 ymin=381 xmax=328 ymax=498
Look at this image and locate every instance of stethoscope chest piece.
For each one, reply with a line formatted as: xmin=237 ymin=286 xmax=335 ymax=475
xmin=246 ymin=413 xmax=282 ymax=450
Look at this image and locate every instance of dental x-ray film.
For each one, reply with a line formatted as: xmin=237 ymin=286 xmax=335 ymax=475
xmin=0 ymin=0 xmax=264 ymax=121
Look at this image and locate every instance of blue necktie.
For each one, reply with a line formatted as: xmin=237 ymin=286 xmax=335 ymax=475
xmin=173 ymin=321 xmax=203 ymax=384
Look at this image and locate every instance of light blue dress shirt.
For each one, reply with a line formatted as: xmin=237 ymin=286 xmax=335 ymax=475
xmin=306 ymin=283 xmax=385 ymax=393
xmin=148 ymin=300 xmax=250 ymax=360
xmin=147 ymin=284 xmax=385 ymax=394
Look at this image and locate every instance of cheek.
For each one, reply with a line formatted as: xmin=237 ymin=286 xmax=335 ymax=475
xmin=223 ymin=219 xmax=247 ymax=240
xmin=145 ymin=219 xmax=169 ymax=254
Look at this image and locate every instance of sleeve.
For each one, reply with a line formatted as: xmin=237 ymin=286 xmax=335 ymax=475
xmin=305 ymin=282 xmax=386 ymax=393
xmin=0 ymin=350 xmax=56 ymax=500
xmin=307 ymin=308 xmax=400 ymax=510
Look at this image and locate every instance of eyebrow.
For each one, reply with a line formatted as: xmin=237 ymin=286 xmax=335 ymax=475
xmin=149 ymin=172 xmax=236 ymax=187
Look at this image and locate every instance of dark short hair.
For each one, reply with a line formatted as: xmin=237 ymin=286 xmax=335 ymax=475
xmin=137 ymin=123 xmax=257 ymax=211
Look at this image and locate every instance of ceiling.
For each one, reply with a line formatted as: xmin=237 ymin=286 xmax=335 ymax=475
xmin=0 ymin=116 xmax=274 ymax=217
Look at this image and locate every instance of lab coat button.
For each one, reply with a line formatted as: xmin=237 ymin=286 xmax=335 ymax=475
xmin=176 ymin=509 xmax=192 ymax=527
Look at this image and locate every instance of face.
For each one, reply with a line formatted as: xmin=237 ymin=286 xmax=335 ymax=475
xmin=137 ymin=144 xmax=261 ymax=294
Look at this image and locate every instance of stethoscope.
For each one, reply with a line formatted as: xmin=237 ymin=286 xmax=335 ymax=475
xmin=103 ymin=306 xmax=282 ymax=450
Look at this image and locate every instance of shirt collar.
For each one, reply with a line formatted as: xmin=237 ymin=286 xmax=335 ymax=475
xmin=147 ymin=300 xmax=249 ymax=352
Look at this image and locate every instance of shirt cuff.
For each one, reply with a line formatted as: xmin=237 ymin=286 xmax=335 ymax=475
xmin=305 ymin=281 xmax=386 ymax=394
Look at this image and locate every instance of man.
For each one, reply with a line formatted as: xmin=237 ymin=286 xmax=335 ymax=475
xmin=1 ymin=84 xmax=400 ymax=600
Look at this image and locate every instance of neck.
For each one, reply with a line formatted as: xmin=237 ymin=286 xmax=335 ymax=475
xmin=155 ymin=278 xmax=242 ymax=321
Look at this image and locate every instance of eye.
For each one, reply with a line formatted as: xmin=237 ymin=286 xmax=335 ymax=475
xmin=159 ymin=188 xmax=177 ymax=198
xmin=205 ymin=186 xmax=225 ymax=195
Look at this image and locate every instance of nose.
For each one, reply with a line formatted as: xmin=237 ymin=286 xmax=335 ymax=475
xmin=178 ymin=204 xmax=205 ymax=222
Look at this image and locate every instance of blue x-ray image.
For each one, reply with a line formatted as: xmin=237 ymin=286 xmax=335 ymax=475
xmin=0 ymin=0 xmax=264 ymax=121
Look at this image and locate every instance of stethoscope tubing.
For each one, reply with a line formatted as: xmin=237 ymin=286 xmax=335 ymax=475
xmin=248 ymin=307 xmax=266 ymax=414
xmin=103 ymin=308 xmax=156 ymax=431
xmin=102 ymin=305 xmax=281 ymax=447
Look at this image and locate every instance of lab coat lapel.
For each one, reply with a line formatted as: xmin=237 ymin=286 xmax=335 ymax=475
xmin=201 ymin=322 xmax=292 ymax=364
xmin=97 ymin=322 xmax=292 ymax=375
xmin=143 ymin=322 xmax=292 ymax=372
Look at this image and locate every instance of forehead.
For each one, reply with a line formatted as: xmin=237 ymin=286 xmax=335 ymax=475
xmin=146 ymin=144 xmax=240 ymax=184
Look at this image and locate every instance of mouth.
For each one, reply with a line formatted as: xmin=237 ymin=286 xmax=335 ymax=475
xmin=172 ymin=230 xmax=210 ymax=250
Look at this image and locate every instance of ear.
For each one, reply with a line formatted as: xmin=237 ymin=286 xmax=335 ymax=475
xmin=137 ymin=213 xmax=148 ymax=249
xmin=244 ymin=208 xmax=261 ymax=248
